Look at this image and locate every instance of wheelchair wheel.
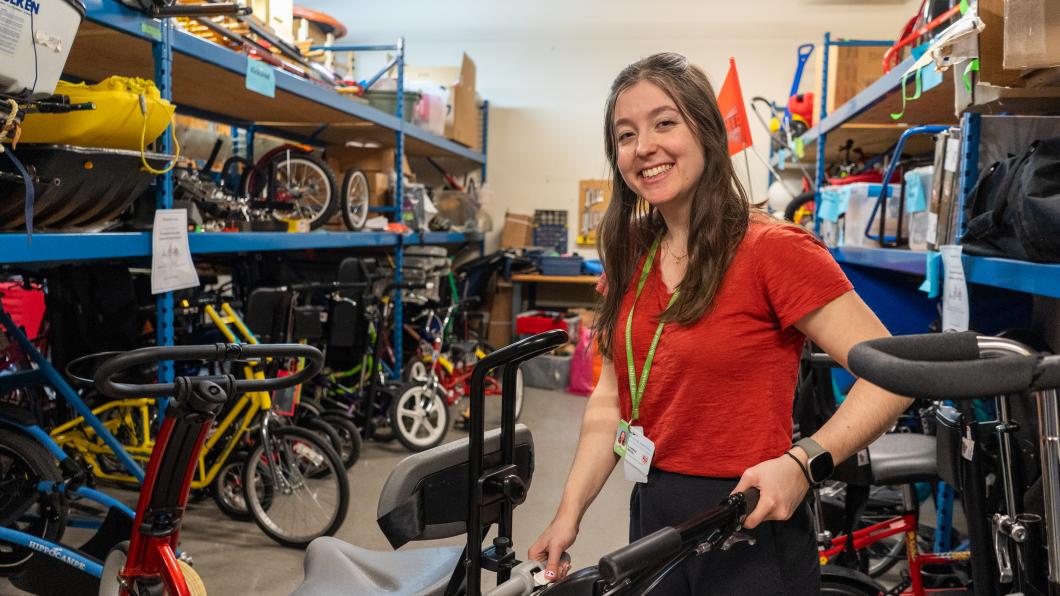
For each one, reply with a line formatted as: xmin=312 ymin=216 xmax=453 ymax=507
xmin=0 ymin=429 xmax=68 ymax=576
xmin=243 ymin=426 xmax=349 ymax=548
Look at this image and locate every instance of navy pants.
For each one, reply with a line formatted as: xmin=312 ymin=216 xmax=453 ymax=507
xmin=629 ymin=468 xmax=820 ymax=595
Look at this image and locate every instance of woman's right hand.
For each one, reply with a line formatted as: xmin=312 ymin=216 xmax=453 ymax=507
xmin=528 ymin=515 xmax=578 ymax=581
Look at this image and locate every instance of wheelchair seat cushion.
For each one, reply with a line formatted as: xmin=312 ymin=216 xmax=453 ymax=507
xmin=866 ymin=433 xmax=938 ymax=485
xmin=293 ymin=537 xmax=462 ymax=596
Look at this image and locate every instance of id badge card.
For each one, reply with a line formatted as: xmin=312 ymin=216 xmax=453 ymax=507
xmin=613 ymin=419 xmax=632 ymax=458
xmin=622 ymin=426 xmax=654 ymax=483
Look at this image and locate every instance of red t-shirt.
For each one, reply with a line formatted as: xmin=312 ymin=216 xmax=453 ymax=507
xmin=607 ymin=221 xmax=852 ymax=478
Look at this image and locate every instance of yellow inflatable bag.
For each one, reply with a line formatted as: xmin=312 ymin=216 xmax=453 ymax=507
xmin=19 ymin=77 xmax=175 ymax=151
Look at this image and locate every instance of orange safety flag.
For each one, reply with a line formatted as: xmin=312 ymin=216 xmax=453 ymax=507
xmin=717 ymin=57 xmax=753 ymax=156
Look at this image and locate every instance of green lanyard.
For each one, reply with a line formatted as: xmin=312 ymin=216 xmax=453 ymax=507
xmin=625 ymin=234 xmax=679 ymax=423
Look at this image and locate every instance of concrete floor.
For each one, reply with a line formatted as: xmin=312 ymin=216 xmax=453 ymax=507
xmin=3 ymin=387 xmax=922 ymax=594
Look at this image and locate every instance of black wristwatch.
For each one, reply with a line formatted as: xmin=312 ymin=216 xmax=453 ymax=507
xmin=788 ymin=438 xmax=834 ymax=486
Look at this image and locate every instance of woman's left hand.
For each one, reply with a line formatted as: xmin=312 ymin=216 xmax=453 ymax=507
xmin=732 ymin=451 xmax=810 ymax=529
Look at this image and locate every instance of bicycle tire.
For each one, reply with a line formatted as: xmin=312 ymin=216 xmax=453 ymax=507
xmin=251 ymin=152 xmax=338 ymax=230
xmin=211 ymin=452 xmax=263 ymax=522
xmin=320 ymin=413 xmax=362 ymax=469
xmin=0 ymin=429 xmax=68 ymax=575
xmin=783 ymin=190 xmax=816 ymax=227
xmin=340 ymin=168 xmax=370 ymax=231
xmin=242 ymin=426 xmax=348 ymax=549
xmin=390 ymin=383 xmax=450 ymax=452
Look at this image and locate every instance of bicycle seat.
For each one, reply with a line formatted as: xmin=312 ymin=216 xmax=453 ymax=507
xmin=294 ymin=424 xmax=535 ymax=596
xmin=295 ymin=539 xmax=461 ymax=596
xmin=837 ymin=432 xmax=937 ymax=486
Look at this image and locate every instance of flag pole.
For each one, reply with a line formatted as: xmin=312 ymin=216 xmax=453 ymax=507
xmin=741 ymin=142 xmax=753 ymax=199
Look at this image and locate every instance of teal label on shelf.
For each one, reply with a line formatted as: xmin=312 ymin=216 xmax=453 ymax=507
xmin=904 ymin=170 xmax=928 ymax=213
xmin=245 ymin=60 xmax=276 ymax=98
xmin=919 ymin=251 xmax=941 ymax=299
xmin=141 ymin=21 xmax=162 ymax=42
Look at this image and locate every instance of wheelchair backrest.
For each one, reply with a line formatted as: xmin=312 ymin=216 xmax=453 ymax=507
xmin=376 ymin=425 xmax=534 ymax=549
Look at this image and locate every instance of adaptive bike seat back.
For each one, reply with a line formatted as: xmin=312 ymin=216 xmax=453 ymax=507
xmin=245 ymin=288 xmax=293 ymax=343
xmin=293 ymin=425 xmax=534 ymax=596
xmin=377 ymin=424 xmax=534 ymax=547
xmin=834 ymin=432 xmax=938 ymax=487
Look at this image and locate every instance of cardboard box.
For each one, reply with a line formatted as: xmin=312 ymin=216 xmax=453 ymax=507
xmin=1003 ymin=0 xmax=1060 ymax=70
xmin=486 ymin=279 xmax=513 ymax=347
xmin=980 ymin=0 xmax=1029 ymax=87
xmin=446 ymin=54 xmax=480 ymax=150
xmin=499 ymin=212 xmax=534 ymax=248
xmin=405 ymin=53 xmax=480 ymax=150
xmin=327 ymin=147 xmax=411 ymax=177
xmin=812 ymin=44 xmax=889 ymax=118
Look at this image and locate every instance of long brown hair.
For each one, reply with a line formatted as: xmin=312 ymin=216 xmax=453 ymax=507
xmin=596 ymin=52 xmax=750 ymax=358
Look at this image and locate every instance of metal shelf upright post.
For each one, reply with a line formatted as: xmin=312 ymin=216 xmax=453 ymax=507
xmin=153 ymin=17 xmax=175 ymax=386
xmin=813 ymin=32 xmax=831 ymax=236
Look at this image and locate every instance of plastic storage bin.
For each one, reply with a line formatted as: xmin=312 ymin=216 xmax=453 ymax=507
xmin=521 ymin=353 xmax=572 ymax=390
xmin=364 ymin=90 xmax=421 ymax=123
xmin=539 ymin=256 xmax=583 ymax=276
xmin=904 ymin=166 xmax=934 ymax=251
xmin=516 ymin=310 xmax=580 ymax=338
xmin=818 ymin=183 xmax=902 ymax=248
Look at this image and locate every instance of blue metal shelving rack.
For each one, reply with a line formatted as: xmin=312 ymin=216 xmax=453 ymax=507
xmin=2 ymin=0 xmax=492 ymax=375
xmin=790 ymin=31 xmax=1060 ymax=303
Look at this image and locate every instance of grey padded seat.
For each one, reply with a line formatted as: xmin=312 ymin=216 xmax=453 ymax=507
xmin=294 ymin=426 xmax=533 ymax=596
xmin=866 ymin=432 xmax=938 ymax=485
xmin=293 ymin=538 xmax=462 ymax=596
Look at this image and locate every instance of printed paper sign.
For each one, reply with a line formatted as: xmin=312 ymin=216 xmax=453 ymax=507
xmin=246 ymin=59 xmax=276 ymax=98
xmin=940 ymin=245 xmax=969 ymax=332
xmin=151 ymin=209 xmax=200 ymax=294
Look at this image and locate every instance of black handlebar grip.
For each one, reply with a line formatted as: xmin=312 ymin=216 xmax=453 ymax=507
xmin=477 ymin=329 xmax=569 ymax=372
xmin=848 ymin=333 xmax=1038 ymax=400
xmin=599 ymin=527 xmax=682 ymax=583
xmin=1034 ymin=356 xmax=1060 ymax=392
xmin=94 ymin=343 xmax=323 ymax=399
xmin=742 ymin=487 xmax=760 ymax=515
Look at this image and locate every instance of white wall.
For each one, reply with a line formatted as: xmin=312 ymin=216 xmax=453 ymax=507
xmin=304 ymin=0 xmax=920 ymax=254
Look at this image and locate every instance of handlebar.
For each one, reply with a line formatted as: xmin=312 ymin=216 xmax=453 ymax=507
xmin=475 ymin=330 xmax=569 ymax=375
xmin=93 ymin=343 xmax=323 ymax=399
xmin=279 ymin=281 xmax=370 ymax=293
xmin=846 ymin=332 xmax=1051 ymax=400
xmin=598 ymin=487 xmax=759 ymax=583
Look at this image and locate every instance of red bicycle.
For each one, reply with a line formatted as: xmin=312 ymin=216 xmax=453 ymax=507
xmin=94 ymin=342 xmax=323 ymax=595
xmin=398 ymin=301 xmax=524 ymax=447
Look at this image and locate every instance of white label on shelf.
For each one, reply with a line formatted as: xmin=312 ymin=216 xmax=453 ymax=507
xmin=926 ymin=212 xmax=939 ymax=246
xmin=151 ymin=209 xmax=200 ymax=295
xmin=944 ymin=138 xmax=961 ymax=173
xmin=940 ymin=244 xmax=969 ymax=332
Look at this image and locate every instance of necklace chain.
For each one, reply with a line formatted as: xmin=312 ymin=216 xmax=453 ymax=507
xmin=664 ymin=238 xmax=687 ymax=262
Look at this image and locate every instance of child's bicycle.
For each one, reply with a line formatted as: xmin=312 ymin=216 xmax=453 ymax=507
xmin=404 ymin=297 xmax=525 ymax=430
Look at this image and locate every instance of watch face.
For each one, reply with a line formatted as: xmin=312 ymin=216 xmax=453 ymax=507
xmin=808 ymin=452 xmax=834 ymax=482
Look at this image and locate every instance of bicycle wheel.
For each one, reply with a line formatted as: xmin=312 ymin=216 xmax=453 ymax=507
xmin=390 ymin=383 xmax=450 ymax=452
xmin=320 ymin=413 xmax=362 ymax=469
xmin=211 ymin=453 xmax=264 ymax=522
xmin=242 ymin=426 xmax=348 ymax=548
xmin=403 ymin=358 xmax=430 ymax=383
xmin=259 ymin=152 xmax=337 ymax=230
xmin=299 ymin=417 xmax=343 ymax=474
xmin=340 ymin=168 xmax=370 ymax=231
xmin=783 ymin=190 xmax=815 ymax=228
xmin=0 ymin=430 xmax=68 ymax=575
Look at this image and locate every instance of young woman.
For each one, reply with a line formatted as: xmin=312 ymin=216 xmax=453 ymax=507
xmin=528 ymin=52 xmax=913 ymax=594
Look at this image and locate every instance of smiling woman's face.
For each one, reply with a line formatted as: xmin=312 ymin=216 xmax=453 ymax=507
xmin=613 ymin=80 xmax=705 ymax=210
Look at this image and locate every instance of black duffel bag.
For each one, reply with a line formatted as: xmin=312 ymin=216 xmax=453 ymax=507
xmin=961 ymin=137 xmax=1060 ymax=263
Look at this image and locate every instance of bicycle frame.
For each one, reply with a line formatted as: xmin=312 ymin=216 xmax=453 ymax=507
xmin=0 ymin=307 xmax=144 ymax=482
xmin=818 ymin=485 xmax=971 ymax=596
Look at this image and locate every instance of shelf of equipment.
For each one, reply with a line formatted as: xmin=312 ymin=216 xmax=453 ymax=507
xmin=792 ymin=29 xmax=1060 ymax=327
xmin=2 ymin=0 xmax=492 ymax=376
xmin=0 ymin=231 xmax=483 ymax=265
